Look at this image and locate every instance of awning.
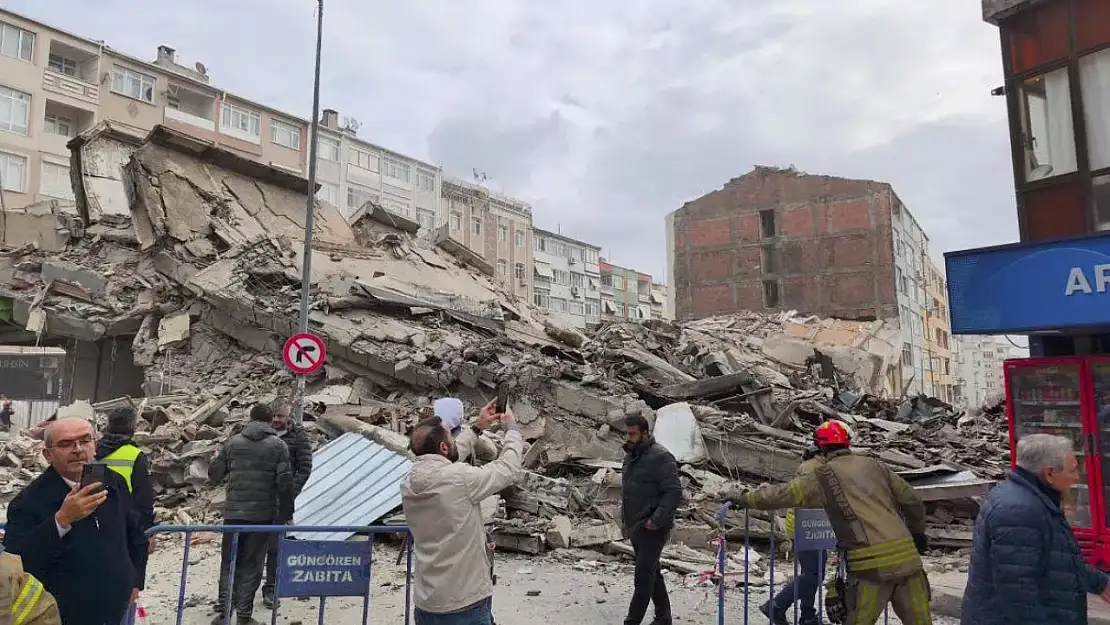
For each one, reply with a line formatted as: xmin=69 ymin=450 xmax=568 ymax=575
xmin=534 ymin=263 xmax=553 ymax=279
xmin=603 ymin=299 xmax=616 ymax=313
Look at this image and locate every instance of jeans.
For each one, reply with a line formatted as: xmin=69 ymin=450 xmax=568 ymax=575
xmin=624 ymin=528 xmax=672 ymax=625
xmin=772 ymin=550 xmax=825 ymax=619
xmin=414 ymin=597 xmax=493 ymax=625
xmin=216 ymin=520 xmax=273 ymax=620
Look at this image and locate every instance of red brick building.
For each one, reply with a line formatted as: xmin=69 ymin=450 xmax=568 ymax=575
xmin=665 ymin=166 xmax=920 ymax=322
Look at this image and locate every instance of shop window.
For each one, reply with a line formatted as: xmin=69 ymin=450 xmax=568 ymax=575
xmin=1075 ymin=0 xmax=1110 ymax=53
xmin=1080 ymin=48 xmax=1110 ymax=171
xmin=1095 ymin=174 xmax=1110 ymax=231
xmin=1003 ymin=2 xmax=1069 ymax=75
xmin=1023 ymin=181 xmax=1086 ymax=240
xmin=1020 ymin=69 xmax=1077 ymax=182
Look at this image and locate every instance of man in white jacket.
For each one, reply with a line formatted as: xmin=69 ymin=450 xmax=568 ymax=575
xmin=402 ymin=406 xmax=524 ymax=625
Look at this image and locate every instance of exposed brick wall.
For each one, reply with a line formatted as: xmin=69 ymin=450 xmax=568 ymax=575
xmin=670 ymin=166 xmax=899 ymax=321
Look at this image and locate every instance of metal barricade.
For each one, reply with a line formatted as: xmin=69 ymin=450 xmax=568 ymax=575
xmin=717 ymin=504 xmax=891 ymax=625
xmin=136 ymin=524 xmax=412 ymax=625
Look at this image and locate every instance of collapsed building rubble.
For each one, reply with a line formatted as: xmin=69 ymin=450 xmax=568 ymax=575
xmin=0 ymin=122 xmax=1008 ymax=576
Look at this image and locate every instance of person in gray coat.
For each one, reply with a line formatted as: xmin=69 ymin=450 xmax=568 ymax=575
xmin=209 ymin=403 xmax=293 ymax=625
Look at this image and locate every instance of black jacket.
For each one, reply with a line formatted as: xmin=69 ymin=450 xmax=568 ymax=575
xmin=3 ymin=466 xmax=149 ymax=625
xmin=95 ymin=434 xmax=156 ymax=531
xmin=621 ymin=437 xmax=683 ymax=534
xmin=962 ymin=468 xmax=1107 ymax=625
xmin=210 ymin=421 xmax=293 ymax=522
xmin=278 ymin=422 xmax=313 ymax=498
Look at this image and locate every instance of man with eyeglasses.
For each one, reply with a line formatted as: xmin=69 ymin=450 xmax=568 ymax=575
xmin=3 ymin=417 xmax=149 ymax=625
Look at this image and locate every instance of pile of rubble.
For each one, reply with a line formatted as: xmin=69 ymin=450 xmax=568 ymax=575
xmin=0 ymin=122 xmax=1006 ymax=573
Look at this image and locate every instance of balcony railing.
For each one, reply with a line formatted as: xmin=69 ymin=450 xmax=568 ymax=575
xmin=42 ymin=70 xmax=98 ymax=105
xmin=164 ymin=107 xmax=216 ymax=133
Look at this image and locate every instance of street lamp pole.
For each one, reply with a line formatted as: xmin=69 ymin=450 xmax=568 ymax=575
xmin=293 ymin=0 xmax=324 ymax=423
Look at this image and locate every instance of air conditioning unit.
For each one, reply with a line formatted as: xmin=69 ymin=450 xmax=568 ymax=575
xmin=568 ymin=257 xmax=577 ymax=265
xmin=571 ymin=286 xmax=580 ymax=298
xmin=518 ymin=278 xmax=527 ymax=287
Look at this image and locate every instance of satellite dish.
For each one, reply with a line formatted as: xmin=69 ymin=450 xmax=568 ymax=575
xmin=195 ymin=61 xmax=208 ymax=75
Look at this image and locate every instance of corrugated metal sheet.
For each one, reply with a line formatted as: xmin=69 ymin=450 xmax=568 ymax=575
xmin=291 ymin=432 xmax=412 ymax=541
xmin=8 ymin=400 xmax=59 ymax=430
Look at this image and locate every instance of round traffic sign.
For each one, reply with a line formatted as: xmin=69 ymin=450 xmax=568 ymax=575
xmin=283 ymin=332 xmax=326 ymax=375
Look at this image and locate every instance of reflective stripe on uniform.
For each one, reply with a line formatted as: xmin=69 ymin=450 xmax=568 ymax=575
xmin=104 ymin=444 xmax=142 ymax=493
xmin=846 ymin=537 xmax=918 ymax=571
xmin=12 ymin=573 xmax=43 ymax=625
xmin=785 ymin=510 xmax=795 ymax=536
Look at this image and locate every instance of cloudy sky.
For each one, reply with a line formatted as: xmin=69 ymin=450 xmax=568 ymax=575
xmin=11 ymin=0 xmax=1015 ymax=279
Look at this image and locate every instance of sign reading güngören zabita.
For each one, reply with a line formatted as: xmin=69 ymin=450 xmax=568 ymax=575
xmin=276 ymin=540 xmax=372 ymax=597
xmin=945 ymin=234 xmax=1110 ymax=334
xmin=794 ymin=508 xmax=838 ymax=551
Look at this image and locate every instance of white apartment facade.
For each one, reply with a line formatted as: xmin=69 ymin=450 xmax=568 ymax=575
xmin=891 ymin=199 xmax=932 ymax=396
xmin=312 ymin=109 xmax=441 ymax=224
xmin=954 ymin=335 xmax=1018 ymax=408
xmin=532 ymin=228 xmax=601 ymax=328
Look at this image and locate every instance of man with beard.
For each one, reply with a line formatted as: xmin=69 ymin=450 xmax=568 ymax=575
xmin=620 ymin=415 xmax=682 ymax=625
xmin=260 ymin=403 xmax=313 ymax=610
xmin=402 ymin=406 xmax=524 ymax=625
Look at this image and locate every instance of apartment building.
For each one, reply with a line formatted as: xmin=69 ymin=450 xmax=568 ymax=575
xmin=0 ymin=10 xmax=313 ymax=207
xmin=954 ymin=335 xmax=1018 ymax=408
xmin=311 ymin=108 xmax=441 ymax=223
xmin=531 ymin=228 xmax=602 ymax=328
xmin=923 ymin=259 xmax=955 ymax=402
xmin=666 ymin=165 xmax=936 ymax=395
xmin=441 ymin=177 xmax=533 ymax=300
xmin=600 ymin=261 xmax=661 ymax=323
xmin=650 ymin=282 xmax=671 ymax=320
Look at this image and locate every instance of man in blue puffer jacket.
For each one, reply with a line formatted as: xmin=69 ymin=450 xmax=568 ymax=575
xmin=962 ymin=433 xmax=1110 ymax=625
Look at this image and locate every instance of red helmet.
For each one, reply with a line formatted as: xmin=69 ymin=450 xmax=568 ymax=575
xmin=814 ymin=420 xmax=851 ymax=447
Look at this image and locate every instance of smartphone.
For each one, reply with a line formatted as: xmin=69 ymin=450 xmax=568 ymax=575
xmin=80 ymin=461 xmax=108 ymax=490
xmin=495 ymin=384 xmax=510 ymax=414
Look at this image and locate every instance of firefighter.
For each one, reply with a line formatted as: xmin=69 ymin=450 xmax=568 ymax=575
xmin=724 ymin=420 xmax=932 ymax=625
xmin=0 ymin=542 xmax=61 ymax=625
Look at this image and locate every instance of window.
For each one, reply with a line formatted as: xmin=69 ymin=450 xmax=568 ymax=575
xmin=498 ymin=224 xmax=508 ymax=243
xmin=569 ymin=247 xmax=582 ymax=263
xmin=269 ymin=119 xmax=301 ymax=149
xmin=1095 ymin=175 xmax=1110 ymax=230
xmin=0 ymin=86 xmax=30 ymax=136
xmin=43 ymin=113 xmax=73 ymax=137
xmin=1019 ymin=69 xmax=1076 ymax=182
xmin=417 ymin=169 xmax=435 ymax=192
xmin=553 ymin=241 xmax=567 ymax=257
xmin=569 ymin=272 xmax=584 ymax=288
xmin=902 ymin=343 xmax=913 ymax=367
xmin=762 ymin=279 xmax=779 ymax=308
xmin=382 ymin=158 xmax=410 ymax=183
xmin=898 ymin=270 xmax=908 ymax=295
xmin=0 ymin=23 xmax=34 ymax=62
xmin=601 ymin=274 xmax=612 ymax=287
xmin=534 ymin=290 xmax=550 ymax=309
xmin=221 ymin=102 xmax=261 ymax=138
xmin=317 ymin=136 xmax=341 ymax=162
xmin=514 ymin=262 xmax=526 ymax=280
xmin=569 ymin=301 xmax=584 ymax=315
xmin=40 ymin=161 xmax=72 ymax=200
xmin=943 ymin=358 xmax=951 ymax=375
xmin=48 ymin=54 xmax=77 ymax=77
xmin=1081 ymin=49 xmax=1110 ymax=172
xmin=472 ymin=217 xmax=482 ymax=236
xmin=347 ymin=186 xmax=377 ymax=211
xmin=416 ymin=210 xmax=436 ymax=230
xmin=585 ymin=300 xmax=600 ymax=317
xmin=760 ymin=209 xmax=776 ymax=238
xmin=111 ymin=67 xmax=155 ymax=103
xmin=0 ymin=151 xmax=27 ymax=193
xmin=761 ymin=244 xmax=776 ymax=273
xmin=552 ymin=269 xmax=569 ymax=285
xmin=450 ymin=210 xmax=462 ymax=231
xmin=535 ymin=237 xmax=547 ymax=252
xmin=585 ymin=249 xmax=599 ymax=264
xmin=497 ymin=259 xmax=508 ymax=276
xmin=315 ymin=182 xmax=339 ymax=206
xmin=348 ymin=147 xmax=378 ymax=171
xmin=550 ymin=297 xmax=567 ymax=313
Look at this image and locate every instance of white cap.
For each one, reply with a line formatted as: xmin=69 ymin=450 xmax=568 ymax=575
xmin=433 ymin=398 xmax=465 ymax=432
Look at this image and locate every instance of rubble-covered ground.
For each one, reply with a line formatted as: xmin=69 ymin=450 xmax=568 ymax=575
xmin=0 ymin=122 xmax=1009 ymax=592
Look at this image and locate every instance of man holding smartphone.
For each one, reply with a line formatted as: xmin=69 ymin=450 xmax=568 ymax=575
xmin=3 ymin=417 xmax=148 ymax=625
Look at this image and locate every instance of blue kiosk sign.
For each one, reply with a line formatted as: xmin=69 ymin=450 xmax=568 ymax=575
xmin=793 ymin=508 xmax=838 ymax=551
xmin=276 ymin=540 xmax=372 ymax=597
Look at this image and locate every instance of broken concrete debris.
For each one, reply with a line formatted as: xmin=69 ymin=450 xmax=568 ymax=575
xmin=0 ymin=123 xmax=1007 ymax=576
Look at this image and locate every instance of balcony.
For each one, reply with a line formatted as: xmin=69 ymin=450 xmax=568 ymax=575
xmin=42 ymin=71 xmax=98 ymax=107
xmin=164 ymin=106 xmax=215 ymax=133
xmin=43 ymin=41 xmax=99 ymax=107
xmin=163 ymin=87 xmax=217 ymax=134
xmin=41 ymin=100 xmax=95 ymax=157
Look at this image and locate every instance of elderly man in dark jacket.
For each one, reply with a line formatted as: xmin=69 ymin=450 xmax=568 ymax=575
xmin=963 ymin=433 xmax=1110 ymax=625
xmin=209 ymin=403 xmax=293 ymax=625
xmin=621 ymin=415 xmax=682 ymax=625
xmin=261 ymin=403 xmax=313 ymax=609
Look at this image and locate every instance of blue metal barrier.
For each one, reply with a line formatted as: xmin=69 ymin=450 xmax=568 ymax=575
xmin=717 ymin=504 xmax=892 ymax=625
xmin=136 ymin=524 xmax=412 ymax=625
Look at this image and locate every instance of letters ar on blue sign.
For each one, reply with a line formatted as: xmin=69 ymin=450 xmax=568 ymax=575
xmin=277 ymin=540 xmax=372 ymax=598
xmin=793 ymin=508 xmax=837 ymax=551
xmin=945 ymin=234 xmax=1110 ymax=334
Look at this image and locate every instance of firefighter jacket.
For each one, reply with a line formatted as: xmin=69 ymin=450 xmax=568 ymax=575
xmin=0 ymin=547 xmax=61 ymax=625
xmin=783 ymin=456 xmax=826 ymax=537
xmin=730 ymin=449 xmax=927 ymax=582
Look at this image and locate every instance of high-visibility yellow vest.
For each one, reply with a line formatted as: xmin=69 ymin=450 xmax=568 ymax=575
xmin=785 ymin=510 xmax=795 ymax=536
xmin=103 ymin=443 xmax=142 ymax=493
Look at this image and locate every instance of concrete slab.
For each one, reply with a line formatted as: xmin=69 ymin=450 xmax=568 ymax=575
xmin=928 ymin=569 xmax=1110 ymax=624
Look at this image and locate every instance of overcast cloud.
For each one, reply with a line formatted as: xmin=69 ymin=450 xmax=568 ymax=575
xmin=10 ymin=0 xmax=1016 ymax=278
